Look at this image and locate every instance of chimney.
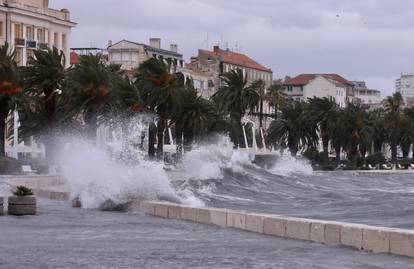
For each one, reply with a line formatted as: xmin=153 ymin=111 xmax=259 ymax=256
xmin=213 ymin=45 xmax=220 ymax=53
xmin=107 ymin=40 xmax=113 ymax=48
xmin=150 ymin=38 xmax=161 ymax=49
xmin=170 ymin=44 xmax=178 ymax=53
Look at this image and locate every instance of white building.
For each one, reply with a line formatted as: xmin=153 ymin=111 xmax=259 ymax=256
xmin=107 ymin=38 xmax=184 ymax=71
xmin=352 ymin=81 xmax=382 ymax=107
xmin=396 ymin=73 xmax=414 ymax=107
xmin=283 ymin=74 xmax=354 ymax=108
xmin=0 ymin=0 xmax=76 ymax=66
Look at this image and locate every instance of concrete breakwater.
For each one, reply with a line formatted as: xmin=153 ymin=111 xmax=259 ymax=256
xmin=133 ymin=200 xmax=414 ymax=259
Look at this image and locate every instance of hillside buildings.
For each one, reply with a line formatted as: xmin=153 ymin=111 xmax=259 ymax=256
xmin=352 ymin=81 xmax=382 ymax=107
xmin=0 ymin=0 xmax=76 ymax=67
xmin=283 ymin=74 xmax=354 ymax=108
xmin=396 ymin=73 xmax=414 ymax=107
xmin=107 ymin=38 xmax=184 ymax=71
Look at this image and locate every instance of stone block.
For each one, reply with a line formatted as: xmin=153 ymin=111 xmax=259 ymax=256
xmin=245 ymin=214 xmax=265 ymax=233
xmin=362 ymin=227 xmax=390 ymax=253
xmin=310 ymin=221 xmax=325 ymax=243
xmin=209 ymin=208 xmax=227 ymax=227
xmin=8 ymin=204 xmax=36 ymax=215
xmin=227 ymin=211 xmax=246 ymax=229
xmin=341 ymin=224 xmax=364 ymax=250
xmin=324 ymin=222 xmax=342 ymax=245
xmin=168 ymin=204 xmax=181 ymax=219
xmin=263 ymin=216 xmax=287 ymax=237
xmin=196 ymin=208 xmax=211 ymax=224
xmin=286 ymin=218 xmax=311 ymax=241
xmin=154 ymin=203 xmax=169 ymax=218
xmin=140 ymin=201 xmax=156 ymax=215
xmin=390 ymin=229 xmax=414 ymax=257
xmin=181 ymin=206 xmax=197 ymax=222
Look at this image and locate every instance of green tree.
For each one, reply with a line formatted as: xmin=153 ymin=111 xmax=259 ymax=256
xmin=369 ymin=108 xmax=387 ymax=154
xmin=19 ymin=47 xmax=66 ymax=163
xmin=0 ymin=43 xmax=20 ymax=158
xmin=212 ymin=69 xmax=259 ymax=146
xmin=400 ymin=107 xmax=414 ymax=161
xmin=384 ymin=92 xmax=404 ymax=163
xmin=266 ymin=82 xmax=286 ymax=120
xmin=250 ymin=79 xmax=266 ymax=128
xmin=266 ymin=101 xmax=318 ymax=156
xmin=307 ymin=97 xmax=339 ymax=163
xmin=171 ymin=82 xmax=217 ymax=155
xmin=135 ymin=58 xmax=185 ymax=159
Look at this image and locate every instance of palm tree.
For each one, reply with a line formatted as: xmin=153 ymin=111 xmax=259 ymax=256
xmin=400 ymin=107 xmax=414 ymax=161
xmin=250 ymin=79 xmax=266 ymax=128
xmin=341 ymin=103 xmax=373 ymax=163
xmin=64 ymin=54 xmax=122 ymax=140
xmin=171 ymin=82 xmax=217 ymax=155
xmin=266 ymin=82 xmax=286 ymax=120
xmin=369 ymin=108 xmax=387 ymax=154
xmin=135 ymin=58 xmax=185 ymax=159
xmin=19 ymin=47 xmax=66 ymax=163
xmin=266 ymin=101 xmax=318 ymax=156
xmin=384 ymin=92 xmax=404 ymax=163
xmin=330 ymin=108 xmax=347 ymax=164
xmin=0 ymin=43 xmax=20 ymax=158
xmin=212 ymin=69 xmax=259 ymax=146
xmin=307 ymin=97 xmax=339 ymax=163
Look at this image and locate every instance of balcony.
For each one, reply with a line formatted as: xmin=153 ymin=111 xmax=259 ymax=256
xmin=26 ymin=40 xmax=37 ymax=49
xmin=15 ymin=38 xmax=25 ymax=47
xmin=38 ymin=43 xmax=49 ymax=50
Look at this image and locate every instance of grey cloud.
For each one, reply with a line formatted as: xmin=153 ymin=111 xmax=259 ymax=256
xmin=51 ymin=0 xmax=414 ymax=95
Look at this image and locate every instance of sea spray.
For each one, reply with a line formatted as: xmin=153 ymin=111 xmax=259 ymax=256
xmin=59 ymin=139 xmax=204 ymax=209
xmin=267 ymin=153 xmax=313 ymax=176
xmin=180 ymin=136 xmax=254 ymax=181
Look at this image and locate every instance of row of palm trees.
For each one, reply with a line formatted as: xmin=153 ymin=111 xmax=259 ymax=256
xmin=1 ymin=42 xmax=412 ymax=166
xmin=267 ymin=93 xmax=414 ymax=165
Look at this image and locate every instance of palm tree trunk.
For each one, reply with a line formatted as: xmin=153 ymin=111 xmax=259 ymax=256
xmin=322 ymin=134 xmax=329 ymax=164
xmin=175 ymin=126 xmax=183 ymax=159
xmin=391 ymin=143 xmax=397 ymax=163
xmin=259 ymin=100 xmax=263 ymax=129
xmin=412 ymin=143 xmax=414 ymax=164
xmin=183 ymin=129 xmax=194 ymax=153
xmin=156 ymin=117 xmax=166 ymax=160
xmin=148 ymin=122 xmax=156 ymax=159
xmin=335 ymin=146 xmax=341 ymax=165
xmin=0 ymin=109 xmax=7 ymax=158
xmin=274 ymin=104 xmax=278 ymax=120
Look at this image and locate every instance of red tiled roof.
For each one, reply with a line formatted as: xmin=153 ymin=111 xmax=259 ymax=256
xmin=284 ymin=74 xmax=353 ymax=87
xmin=200 ymin=48 xmax=272 ymax=73
xmin=70 ymin=51 xmax=80 ymax=65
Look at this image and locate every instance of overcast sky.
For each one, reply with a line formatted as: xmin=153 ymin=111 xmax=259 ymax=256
xmin=50 ymin=0 xmax=414 ymax=96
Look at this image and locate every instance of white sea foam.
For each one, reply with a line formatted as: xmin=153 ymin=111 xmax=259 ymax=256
xmin=268 ymin=153 xmax=313 ymax=176
xmin=180 ymin=136 xmax=254 ymax=180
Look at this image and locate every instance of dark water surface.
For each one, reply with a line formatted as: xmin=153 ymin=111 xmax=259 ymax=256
xmin=1 ymin=199 xmax=413 ymax=269
xmin=174 ymin=168 xmax=414 ymax=229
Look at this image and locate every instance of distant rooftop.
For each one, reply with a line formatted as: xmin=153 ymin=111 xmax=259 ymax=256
xmin=284 ymin=74 xmax=353 ymax=87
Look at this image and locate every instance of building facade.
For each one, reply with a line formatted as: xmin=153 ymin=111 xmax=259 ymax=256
xmin=180 ymin=63 xmax=215 ymax=98
xmin=352 ymin=81 xmax=382 ymax=107
xmin=107 ymin=38 xmax=184 ymax=71
xmin=396 ymin=73 xmax=414 ymax=107
xmin=283 ymin=74 xmax=355 ymax=107
xmin=0 ymin=0 xmax=76 ymax=67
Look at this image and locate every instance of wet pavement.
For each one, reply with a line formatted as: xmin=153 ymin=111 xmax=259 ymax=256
xmin=0 ymin=199 xmax=413 ymax=269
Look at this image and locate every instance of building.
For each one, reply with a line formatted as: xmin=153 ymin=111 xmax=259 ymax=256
xmin=283 ymin=74 xmax=355 ymax=108
xmin=0 ymin=0 xmax=76 ymax=67
xmin=190 ymin=45 xmax=273 ymax=91
xmin=352 ymin=81 xmax=382 ymax=107
xmin=70 ymin=47 xmax=108 ymax=65
xmin=180 ymin=63 xmax=215 ymax=98
xmin=396 ymin=73 xmax=414 ymax=107
xmin=107 ymin=38 xmax=184 ymax=71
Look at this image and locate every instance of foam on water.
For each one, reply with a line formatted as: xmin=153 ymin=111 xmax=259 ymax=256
xmin=180 ymin=136 xmax=254 ymax=180
xmin=60 ymin=140 xmax=204 ymax=209
xmin=267 ymin=153 xmax=313 ymax=176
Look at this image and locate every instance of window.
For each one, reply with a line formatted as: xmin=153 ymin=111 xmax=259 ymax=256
xmin=54 ymin=32 xmax=58 ymax=47
xmin=37 ymin=28 xmax=44 ymax=42
xmin=62 ymin=34 xmax=67 ymax=50
xmin=26 ymin=26 xmax=34 ymax=40
xmin=15 ymin=48 xmax=23 ymax=66
xmin=0 ymin=21 xmax=3 ymax=37
xmin=14 ymin=23 xmax=23 ymax=38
